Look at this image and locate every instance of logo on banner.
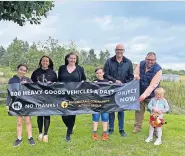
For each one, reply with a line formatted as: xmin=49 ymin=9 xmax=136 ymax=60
xmin=12 ymin=102 xmax=22 ymax=111
xmin=61 ymin=101 xmax=69 ymax=108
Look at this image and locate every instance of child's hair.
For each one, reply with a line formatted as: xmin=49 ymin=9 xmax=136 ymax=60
xmin=17 ymin=64 xmax=28 ymax=71
xmin=154 ymin=87 xmax=165 ymax=96
xmin=95 ymin=67 xmax=104 ymax=73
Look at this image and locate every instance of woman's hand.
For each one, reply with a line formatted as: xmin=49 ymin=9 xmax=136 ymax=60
xmin=6 ymin=106 xmax=9 ymax=112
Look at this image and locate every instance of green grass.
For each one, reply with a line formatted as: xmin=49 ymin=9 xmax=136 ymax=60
xmin=0 ymin=106 xmax=184 ymax=156
xmin=161 ymin=81 xmax=185 ymax=111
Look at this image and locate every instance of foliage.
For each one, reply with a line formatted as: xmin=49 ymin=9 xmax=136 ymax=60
xmin=0 ymin=1 xmax=54 ymax=26
xmin=0 ymin=37 xmax=111 ymax=80
xmin=162 ymin=69 xmax=185 ymax=75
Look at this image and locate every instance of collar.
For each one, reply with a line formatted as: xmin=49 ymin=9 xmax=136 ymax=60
xmin=111 ymin=55 xmax=127 ymax=63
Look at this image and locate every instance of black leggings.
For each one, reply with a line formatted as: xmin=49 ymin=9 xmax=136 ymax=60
xmin=37 ymin=116 xmax=50 ymax=135
xmin=62 ymin=115 xmax=76 ymax=135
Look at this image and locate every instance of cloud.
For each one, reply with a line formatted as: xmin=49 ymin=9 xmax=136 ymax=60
xmin=93 ymin=15 xmax=113 ymax=31
xmin=0 ymin=2 xmax=184 ymax=70
xmin=92 ymin=15 xmax=185 ymax=70
xmin=0 ymin=14 xmax=59 ymax=46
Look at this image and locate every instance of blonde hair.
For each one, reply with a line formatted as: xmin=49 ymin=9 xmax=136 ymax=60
xmin=154 ymin=87 xmax=165 ymax=96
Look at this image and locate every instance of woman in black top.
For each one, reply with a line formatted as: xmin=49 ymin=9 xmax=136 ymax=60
xmin=58 ymin=52 xmax=86 ymax=142
xmin=31 ymin=56 xmax=57 ymax=143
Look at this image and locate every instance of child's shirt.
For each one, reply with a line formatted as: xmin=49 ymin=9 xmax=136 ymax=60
xmin=93 ymin=79 xmax=109 ymax=83
xmin=148 ymin=97 xmax=169 ymax=118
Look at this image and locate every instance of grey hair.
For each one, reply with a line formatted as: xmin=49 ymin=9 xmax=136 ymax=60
xmin=147 ymin=52 xmax=156 ymax=57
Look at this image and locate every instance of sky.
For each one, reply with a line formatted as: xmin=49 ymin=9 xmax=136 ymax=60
xmin=0 ymin=1 xmax=185 ymax=70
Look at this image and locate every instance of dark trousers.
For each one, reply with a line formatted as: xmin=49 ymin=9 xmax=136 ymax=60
xmin=62 ymin=115 xmax=76 ymax=135
xmin=37 ymin=116 xmax=50 ymax=135
xmin=109 ymin=111 xmax=124 ymax=130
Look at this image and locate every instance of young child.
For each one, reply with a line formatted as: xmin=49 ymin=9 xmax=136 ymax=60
xmin=145 ymin=87 xmax=169 ymax=145
xmin=92 ymin=67 xmax=112 ymax=141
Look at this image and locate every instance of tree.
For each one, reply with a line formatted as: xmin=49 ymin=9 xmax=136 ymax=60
xmin=0 ymin=46 xmax=6 ymax=58
xmin=0 ymin=1 xmax=54 ymax=26
xmin=25 ymin=43 xmax=44 ymax=71
xmin=79 ymin=50 xmax=88 ymax=65
xmin=0 ymin=46 xmax=6 ymax=65
xmin=24 ymin=41 xmax=29 ymax=53
xmin=88 ymin=48 xmax=98 ymax=65
xmin=4 ymin=38 xmax=27 ymax=69
xmin=99 ymin=49 xmax=110 ymax=64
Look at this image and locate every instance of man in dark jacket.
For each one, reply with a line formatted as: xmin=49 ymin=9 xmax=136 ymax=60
xmin=104 ymin=44 xmax=134 ymax=137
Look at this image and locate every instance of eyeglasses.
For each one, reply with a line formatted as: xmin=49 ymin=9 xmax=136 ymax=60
xmin=116 ymin=49 xmax=125 ymax=52
xmin=146 ymin=59 xmax=156 ymax=62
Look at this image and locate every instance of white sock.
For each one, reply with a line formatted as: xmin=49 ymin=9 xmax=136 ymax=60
xmin=28 ymin=136 xmax=32 ymax=139
xmin=148 ymin=124 xmax=154 ymax=138
xmin=18 ymin=136 xmax=22 ymax=140
xmin=157 ymin=127 xmax=162 ymax=141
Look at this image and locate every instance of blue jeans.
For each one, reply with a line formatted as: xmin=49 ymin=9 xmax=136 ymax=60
xmin=109 ymin=111 xmax=124 ymax=130
xmin=92 ymin=113 xmax=109 ymax=122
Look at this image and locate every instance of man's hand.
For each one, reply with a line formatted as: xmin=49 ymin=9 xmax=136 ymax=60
xmin=115 ymin=80 xmax=122 ymax=85
xmin=6 ymin=106 xmax=9 ymax=112
xmin=21 ymin=80 xmax=27 ymax=84
xmin=139 ymin=94 xmax=146 ymax=102
xmin=109 ymin=81 xmax=113 ymax=84
xmin=134 ymin=75 xmax=140 ymax=80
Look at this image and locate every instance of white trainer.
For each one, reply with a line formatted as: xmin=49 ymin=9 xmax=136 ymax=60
xmin=154 ymin=138 xmax=162 ymax=145
xmin=38 ymin=133 xmax=43 ymax=141
xmin=145 ymin=137 xmax=153 ymax=143
xmin=43 ymin=135 xmax=48 ymax=143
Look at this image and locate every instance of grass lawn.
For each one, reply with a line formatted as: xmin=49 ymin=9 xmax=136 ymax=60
xmin=0 ymin=106 xmax=184 ymax=156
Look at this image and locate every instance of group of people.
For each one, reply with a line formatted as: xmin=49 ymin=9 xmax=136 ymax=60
xmin=6 ymin=43 xmax=169 ymax=147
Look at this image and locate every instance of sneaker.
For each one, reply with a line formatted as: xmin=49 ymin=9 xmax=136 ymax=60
xmin=145 ymin=137 xmax=153 ymax=143
xmin=119 ymin=130 xmax=127 ymax=137
xmin=154 ymin=138 xmax=162 ymax=145
xmin=28 ymin=137 xmax=35 ymax=146
xmin=102 ymin=133 xmax=108 ymax=141
xmin=38 ymin=133 xmax=43 ymax=141
xmin=13 ymin=139 xmax=23 ymax=147
xmin=66 ymin=134 xmax=71 ymax=142
xmin=70 ymin=130 xmax=74 ymax=134
xmin=43 ymin=135 xmax=48 ymax=143
xmin=92 ymin=133 xmax=98 ymax=141
xmin=132 ymin=127 xmax=141 ymax=134
xmin=108 ymin=129 xmax=114 ymax=135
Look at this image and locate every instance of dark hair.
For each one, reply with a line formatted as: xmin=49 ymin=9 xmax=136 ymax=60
xmin=38 ymin=55 xmax=54 ymax=70
xmin=17 ymin=64 xmax=28 ymax=71
xmin=95 ymin=67 xmax=104 ymax=73
xmin=65 ymin=52 xmax=79 ymax=65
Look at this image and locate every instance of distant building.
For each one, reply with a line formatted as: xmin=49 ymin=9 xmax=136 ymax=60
xmin=162 ymin=74 xmax=179 ymax=82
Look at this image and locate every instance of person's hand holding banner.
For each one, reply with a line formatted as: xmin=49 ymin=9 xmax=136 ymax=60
xmin=6 ymin=106 xmax=9 ymax=112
